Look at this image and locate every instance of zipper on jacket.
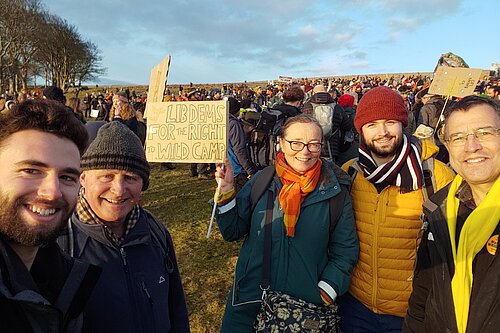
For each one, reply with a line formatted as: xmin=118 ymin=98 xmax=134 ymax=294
xmin=120 ymin=247 xmax=128 ymax=273
xmin=408 ymin=218 xmax=429 ymax=281
xmin=141 ymin=281 xmax=153 ymax=304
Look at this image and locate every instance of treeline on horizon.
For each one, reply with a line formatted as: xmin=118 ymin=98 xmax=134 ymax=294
xmin=0 ymin=0 xmax=105 ymax=94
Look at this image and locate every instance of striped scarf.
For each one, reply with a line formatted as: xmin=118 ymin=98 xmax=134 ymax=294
xmin=76 ymin=188 xmax=140 ymax=246
xmin=358 ymin=134 xmax=423 ymax=193
xmin=275 ymin=151 xmax=322 ymax=237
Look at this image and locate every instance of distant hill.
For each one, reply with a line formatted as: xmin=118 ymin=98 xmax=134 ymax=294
xmin=85 ymin=77 xmax=137 ymax=86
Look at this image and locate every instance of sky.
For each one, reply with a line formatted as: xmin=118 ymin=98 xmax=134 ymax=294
xmin=43 ymin=0 xmax=499 ymax=85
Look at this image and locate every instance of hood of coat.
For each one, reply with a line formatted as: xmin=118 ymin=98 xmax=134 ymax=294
xmin=309 ymin=92 xmax=335 ymax=104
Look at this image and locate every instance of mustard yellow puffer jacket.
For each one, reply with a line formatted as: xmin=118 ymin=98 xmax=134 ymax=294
xmin=342 ymin=139 xmax=454 ymax=317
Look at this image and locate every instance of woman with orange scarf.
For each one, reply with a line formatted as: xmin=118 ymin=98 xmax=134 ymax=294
xmin=214 ymin=115 xmax=359 ymax=332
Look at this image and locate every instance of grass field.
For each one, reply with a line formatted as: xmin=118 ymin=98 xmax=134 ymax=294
xmin=141 ymin=163 xmax=241 ymax=333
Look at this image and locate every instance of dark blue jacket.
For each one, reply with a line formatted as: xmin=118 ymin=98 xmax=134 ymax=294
xmin=228 ymin=114 xmax=255 ymax=177
xmin=63 ymin=209 xmax=190 ymax=333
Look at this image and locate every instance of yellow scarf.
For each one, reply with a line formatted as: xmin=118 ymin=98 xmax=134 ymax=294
xmin=275 ymin=152 xmax=322 ymax=237
xmin=446 ymin=175 xmax=500 ymax=333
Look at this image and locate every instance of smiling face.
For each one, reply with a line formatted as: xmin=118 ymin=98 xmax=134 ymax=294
xmin=0 ymin=130 xmax=81 ymax=246
xmin=80 ymin=169 xmax=143 ymax=225
xmin=445 ymin=104 xmax=500 ymax=190
xmin=361 ymin=119 xmax=403 ymax=165
xmin=279 ymin=122 xmax=322 ymax=174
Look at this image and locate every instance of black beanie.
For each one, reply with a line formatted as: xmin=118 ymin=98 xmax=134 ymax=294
xmin=227 ymin=97 xmax=241 ymax=115
xmin=81 ymin=122 xmax=150 ymax=190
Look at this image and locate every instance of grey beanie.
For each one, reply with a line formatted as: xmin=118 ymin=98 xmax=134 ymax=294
xmin=81 ymin=122 xmax=150 ymax=190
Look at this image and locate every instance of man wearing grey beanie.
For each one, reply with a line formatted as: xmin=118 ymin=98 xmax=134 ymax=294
xmin=58 ymin=122 xmax=190 ymax=332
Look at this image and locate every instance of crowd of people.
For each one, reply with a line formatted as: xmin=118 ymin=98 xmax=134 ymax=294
xmin=0 ymin=73 xmax=498 ymax=333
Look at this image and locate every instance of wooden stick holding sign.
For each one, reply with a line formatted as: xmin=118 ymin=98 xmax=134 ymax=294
xmin=144 ymin=55 xmax=171 ymax=119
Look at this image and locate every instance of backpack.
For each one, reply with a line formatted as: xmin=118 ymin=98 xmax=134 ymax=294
xmin=311 ymin=102 xmax=336 ymax=138
xmin=254 ymin=107 xmax=286 ymax=137
xmin=249 ymin=107 xmax=287 ymax=169
xmin=248 ymin=131 xmax=275 ymax=170
xmin=250 ymin=166 xmax=348 ymax=234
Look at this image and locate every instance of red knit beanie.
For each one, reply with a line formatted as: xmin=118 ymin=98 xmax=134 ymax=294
xmin=354 ymin=86 xmax=408 ymax=133
xmin=338 ymin=94 xmax=355 ymax=108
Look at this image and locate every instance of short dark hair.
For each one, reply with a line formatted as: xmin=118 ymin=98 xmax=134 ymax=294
xmin=443 ymin=95 xmax=500 ymax=126
xmin=282 ymin=85 xmax=305 ymax=103
xmin=0 ymin=99 xmax=88 ymax=155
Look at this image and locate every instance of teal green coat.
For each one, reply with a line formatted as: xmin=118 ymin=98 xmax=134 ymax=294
xmin=216 ymin=160 xmax=359 ymax=332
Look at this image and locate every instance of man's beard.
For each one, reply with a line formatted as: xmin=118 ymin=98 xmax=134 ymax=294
xmin=0 ymin=191 xmax=70 ymax=247
xmin=363 ymin=134 xmax=403 ymax=159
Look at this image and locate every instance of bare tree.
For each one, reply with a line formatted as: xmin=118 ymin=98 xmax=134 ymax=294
xmin=0 ymin=1 xmax=105 ymax=94
xmin=36 ymin=14 xmax=106 ymax=91
xmin=8 ymin=0 xmax=45 ymax=90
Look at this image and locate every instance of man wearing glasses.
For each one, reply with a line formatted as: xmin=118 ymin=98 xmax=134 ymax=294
xmin=339 ymin=86 xmax=454 ymax=332
xmin=404 ymin=95 xmax=500 ymax=333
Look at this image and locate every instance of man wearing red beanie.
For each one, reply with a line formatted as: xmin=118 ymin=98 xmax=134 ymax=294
xmin=339 ymin=86 xmax=454 ymax=332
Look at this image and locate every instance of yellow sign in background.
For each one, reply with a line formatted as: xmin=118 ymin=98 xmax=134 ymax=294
xmin=429 ymin=66 xmax=482 ymax=98
xmin=145 ymin=100 xmax=228 ymax=163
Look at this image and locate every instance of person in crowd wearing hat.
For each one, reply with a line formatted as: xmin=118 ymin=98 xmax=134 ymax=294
xmin=0 ymin=99 xmax=100 ymax=332
xmin=404 ymin=96 xmax=500 ymax=333
xmin=227 ymin=97 xmax=256 ymax=192
xmin=418 ymin=92 xmax=445 ymax=131
xmin=43 ymin=85 xmax=66 ymax=104
xmin=59 ymin=122 xmax=190 ymax=333
xmin=338 ymin=86 xmax=454 ymax=333
xmin=302 ymin=84 xmax=355 ymax=165
xmin=209 ymin=88 xmax=222 ymax=101
xmin=416 ymin=89 xmax=449 ymax=163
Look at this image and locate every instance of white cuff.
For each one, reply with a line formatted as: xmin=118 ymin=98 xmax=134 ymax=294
xmin=217 ymin=198 xmax=236 ymax=214
xmin=318 ymin=280 xmax=337 ymax=302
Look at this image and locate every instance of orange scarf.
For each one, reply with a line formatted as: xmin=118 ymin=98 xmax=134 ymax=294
xmin=275 ymin=151 xmax=322 ymax=237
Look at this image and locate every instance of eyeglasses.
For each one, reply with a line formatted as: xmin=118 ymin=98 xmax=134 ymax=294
xmin=284 ymin=139 xmax=322 ymax=153
xmin=444 ymin=127 xmax=499 ymax=146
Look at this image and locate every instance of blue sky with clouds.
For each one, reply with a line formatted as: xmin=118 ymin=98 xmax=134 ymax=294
xmin=44 ymin=0 xmax=499 ymax=85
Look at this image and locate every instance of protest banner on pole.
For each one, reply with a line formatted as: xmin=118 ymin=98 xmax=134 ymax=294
xmin=145 ymin=100 xmax=228 ymax=163
xmin=144 ymin=55 xmax=171 ymax=119
xmin=278 ymin=75 xmax=293 ymax=84
xmin=428 ymin=66 xmax=482 ymax=98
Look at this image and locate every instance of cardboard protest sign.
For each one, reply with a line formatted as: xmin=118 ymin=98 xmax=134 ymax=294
xmin=144 ymin=55 xmax=171 ymax=118
xmin=429 ymin=66 xmax=482 ymax=98
xmin=278 ymin=76 xmax=293 ymax=84
xmin=145 ymin=100 xmax=227 ymax=163
xmin=90 ymin=109 xmax=99 ymax=118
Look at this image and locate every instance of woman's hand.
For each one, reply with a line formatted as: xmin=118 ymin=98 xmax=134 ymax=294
xmin=215 ymin=159 xmax=235 ymax=193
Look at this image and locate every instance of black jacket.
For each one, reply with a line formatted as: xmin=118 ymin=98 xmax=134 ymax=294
xmin=0 ymin=237 xmax=100 ymax=333
xmin=403 ymin=185 xmax=500 ymax=333
xmin=272 ymin=103 xmax=301 ymax=118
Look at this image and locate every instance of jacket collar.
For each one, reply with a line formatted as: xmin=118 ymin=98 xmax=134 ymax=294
xmin=71 ymin=208 xmax=152 ymax=254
